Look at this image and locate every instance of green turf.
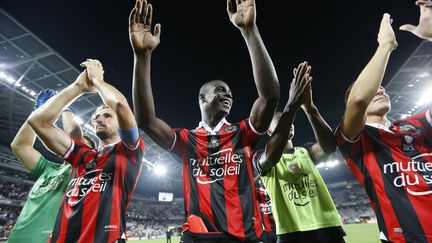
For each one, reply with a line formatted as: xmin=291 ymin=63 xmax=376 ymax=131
xmin=128 ymin=223 xmax=381 ymax=243
xmin=129 ymin=236 xmax=181 ymax=243
xmin=343 ymin=223 xmax=381 ymax=243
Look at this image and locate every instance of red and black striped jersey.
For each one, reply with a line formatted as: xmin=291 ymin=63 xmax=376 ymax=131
xmin=336 ymin=110 xmax=432 ymax=243
xmin=256 ymin=182 xmax=276 ymax=233
xmin=171 ymin=118 xmax=264 ymax=241
xmin=49 ymin=138 xmax=144 ymax=243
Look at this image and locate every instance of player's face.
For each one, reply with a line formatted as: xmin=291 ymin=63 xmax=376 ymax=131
xmin=204 ymin=81 xmax=233 ymax=115
xmin=366 ymin=86 xmax=391 ymax=117
xmin=91 ymin=107 xmax=119 ymax=140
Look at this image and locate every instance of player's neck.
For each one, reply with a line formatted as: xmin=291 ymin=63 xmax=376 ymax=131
xmin=366 ymin=115 xmax=389 ymax=125
xmin=201 ymin=113 xmax=226 ymax=129
xmin=98 ymin=135 xmax=121 ymax=148
xmin=285 ymin=140 xmax=293 ymax=151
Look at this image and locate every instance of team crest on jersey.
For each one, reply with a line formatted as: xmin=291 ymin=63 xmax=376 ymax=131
xmin=208 ymin=136 xmax=220 ymax=148
xmin=224 ymin=125 xmax=237 ymax=133
xmin=288 ymin=163 xmax=301 ymax=174
xmin=85 ymin=160 xmax=96 ymax=170
xmin=397 ymin=122 xmax=421 ymax=136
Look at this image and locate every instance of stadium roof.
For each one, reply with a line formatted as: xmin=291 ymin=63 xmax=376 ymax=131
xmin=0 ymin=7 xmax=183 ymax=196
xmin=385 ymin=40 xmax=432 ymax=120
xmin=0 ymin=7 xmax=101 ymax=142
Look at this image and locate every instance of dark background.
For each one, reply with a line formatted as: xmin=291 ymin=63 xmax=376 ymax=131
xmin=0 ymin=0 xmax=422 ymax=146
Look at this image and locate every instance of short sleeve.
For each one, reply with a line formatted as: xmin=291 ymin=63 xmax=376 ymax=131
xmin=241 ymin=118 xmax=264 ymax=148
xmin=31 ymin=156 xmax=57 ymax=178
xmin=62 ymin=140 xmax=92 ymax=168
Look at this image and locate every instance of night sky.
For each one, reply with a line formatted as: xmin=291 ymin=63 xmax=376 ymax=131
xmin=0 ymin=0 xmax=423 ymax=146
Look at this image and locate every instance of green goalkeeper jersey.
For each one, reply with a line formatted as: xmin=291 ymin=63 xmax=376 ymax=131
xmin=254 ymin=147 xmax=342 ymax=235
xmin=7 ymin=156 xmax=71 ymax=243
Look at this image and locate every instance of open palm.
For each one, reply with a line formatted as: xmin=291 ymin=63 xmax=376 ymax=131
xmin=227 ymin=0 xmax=256 ymax=29
xmin=129 ymin=0 xmax=161 ymax=54
xmin=400 ymin=0 xmax=432 ymax=41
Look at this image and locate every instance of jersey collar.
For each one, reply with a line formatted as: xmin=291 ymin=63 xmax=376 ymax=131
xmin=197 ymin=118 xmax=231 ymax=135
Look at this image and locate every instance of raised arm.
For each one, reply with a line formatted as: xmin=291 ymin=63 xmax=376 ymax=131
xmin=258 ymin=62 xmax=311 ymax=171
xmin=28 ymin=72 xmax=95 ymax=156
xmin=400 ymin=0 xmax=432 ymax=41
xmin=10 ymin=89 xmax=57 ymax=171
xmin=227 ymin=0 xmax=279 ymax=133
xmin=301 ymin=76 xmax=336 ymax=161
xmin=342 ymin=14 xmax=397 ymax=140
xmin=61 ymin=110 xmax=88 ymax=145
xmin=81 ymin=59 xmax=138 ymax=147
xmin=129 ymin=0 xmax=174 ymax=150
xmin=11 ymin=122 xmax=41 ymax=171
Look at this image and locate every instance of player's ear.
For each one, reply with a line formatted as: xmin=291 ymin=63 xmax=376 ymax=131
xmin=198 ymin=94 xmax=205 ymax=101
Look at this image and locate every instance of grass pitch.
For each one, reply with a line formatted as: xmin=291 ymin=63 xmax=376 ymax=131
xmin=129 ymin=223 xmax=381 ymax=243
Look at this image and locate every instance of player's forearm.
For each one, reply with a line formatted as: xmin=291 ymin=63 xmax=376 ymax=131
xmin=261 ymin=105 xmax=298 ymax=170
xmin=303 ymin=105 xmax=336 ymax=155
xmin=347 ymin=44 xmax=393 ymax=109
xmin=241 ymin=26 xmax=279 ymax=101
xmin=133 ymin=54 xmax=158 ymax=129
xmin=93 ymin=79 xmax=128 ymax=111
xmin=61 ymin=111 xmax=83 ymax=141
xmin=11 ymin=122 xmax=36 ymax=153
xmin=29 ymin=84 xmax=82 ymax=126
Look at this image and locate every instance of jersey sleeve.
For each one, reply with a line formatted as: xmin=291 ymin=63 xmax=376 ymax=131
xmin=406 ymin=109 xmax=432 ymax=135
xmin=31 ymin=156 xmax=60 ymax=178
xmin=335 ymin=126 xmax=367 ymax=185
xmin=335 ymin=125 xmax=364 ymax=160
xmin=241 ymin=118 xmax=265 ymax=148
xmin=120 ymin=136 xmax=145 ymax=164
xmin=169 ymin=128 xmax=186 ymax=156
xmin=62 ymin=140 xmax=92 ymax=168
xmin=252 ymin=150 xmax=270 ymax=176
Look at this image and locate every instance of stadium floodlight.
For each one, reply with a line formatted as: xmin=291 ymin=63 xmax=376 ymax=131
xmin=418 ymin=72 xmax=430 ymax=78
xmin=0 ymin=71 xmax=16 ymax=84
xmin=316 ymin=162 xmax=325 ymax=168
xmin=326 ymin=159 xmax=340 ymax=168
xmin=400 ymin=114 xmax=409 ymax=119
xmin=416 ymin=84 xmax=432 ymax=106
xmin=154 ymin=164 xmax=167 ymax=176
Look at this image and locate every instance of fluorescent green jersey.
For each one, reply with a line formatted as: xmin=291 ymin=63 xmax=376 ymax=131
xmin=256 ymin=147 xmax=342 ymax=235
xmin=7 ymin=156 xmax=71 ymax=243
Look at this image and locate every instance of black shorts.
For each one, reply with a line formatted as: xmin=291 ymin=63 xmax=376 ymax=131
xmin=180 ymin=230 xmax=242 ymax=243
xmin=276 ymin=226 xmax=346 ymax=243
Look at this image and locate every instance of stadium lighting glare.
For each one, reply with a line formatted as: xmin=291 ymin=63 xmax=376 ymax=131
xmin=154 ymin=164 xmax=167 ymax=176
xmin=316 ymin=163 xmax=325 ymax=168
xmin=0 ymin=71 xmax=16 ymax=84
xmin=84 ymin=123 xmax=93 ymax=130
xmin=326 ymin=160 xmax=340 ymax=168
xmin=29 ymin=90 xmax=36 ymax=96
xmin=317 ymin=160 xmax=340 ymax=169
xmin=418 ymin=72 xmax=430 ymax=78
xmin=400 ymin=114 xmax=409 ymax=119
xmin=74 ymin=116 xmax=84 ymax=125
xmin=416 ymin=84 xmax=432 ymax=106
